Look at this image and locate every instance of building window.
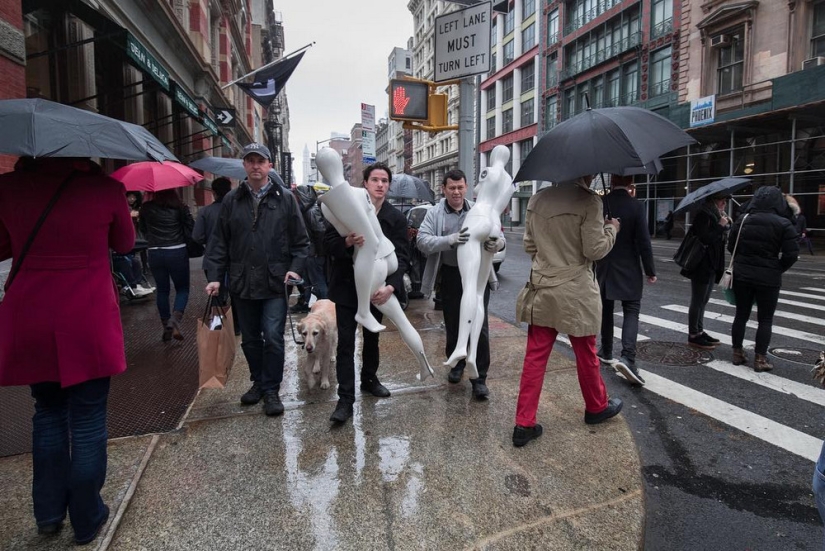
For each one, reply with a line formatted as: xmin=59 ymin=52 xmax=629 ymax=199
xmin=502 ymin=75 xmax=514 ymax=102
xmin=812 ymin=1 xmax=825 ymax=57
xmin=504 ymin=10 xmax=515 ymax=35
xmin=545 ymin=95 xmax=558 ymax=130
xmin=487 ymin=115 xmax=496 ymax=139
xmin=717 ymin=31 xmax=744 ymax=95
xmin=520 ymin=99 xmax=534 ymax=127
xmin=519 ymin=139 xmax=534 ymax=165
xmin=546 ymin=52 xmax=558 ymax=88
xmin=591 ymin=75 xmax=604 ymax=108
xmin=503 ymin=40 xmax=515 ymax=65
xmin=607 ymin=68 xmax=620 ymax=106
xmin=490 ymin=52 xmax=497 ymax=74
xmin=651 ymin=0 xmax=673 ymax=38
xmin=650 ymin=46 xmax=672 ymax=97
xmin=622 ymin=61 xmax=639 ymax=104
xmin=523 ymin=0 xmax=536 ymax=20
xmin=487 ymin=86 xmax=496 ymax=111
xmin=547 ymin=9 xmax=559 ymax=45
xmin=564 ymin=88 xmax=576 ymax=118
xmin=502 ymin=108 xmax=514 ymax=133
xmin=491 ymin=18 xmax=497 ymax=47
xmin=522 ymin=23 xmax=536 ymax=50
xmin=521 ymin=61 xmax=535 ymax=91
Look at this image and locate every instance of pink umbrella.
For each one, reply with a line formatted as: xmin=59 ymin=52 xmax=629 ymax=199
xmin=111 ymin=161 xmax=203 ymax=192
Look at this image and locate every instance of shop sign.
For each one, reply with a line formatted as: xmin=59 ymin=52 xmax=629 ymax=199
xmin=201 ymin=115 xmax=219 ymax=136
xmin=173 ymin=83 xmax=200 ymax=118
xmin=690 ymin=95 xmax=715 ymax=127
xmin=126 ymin=34 xmax=170 ymax=90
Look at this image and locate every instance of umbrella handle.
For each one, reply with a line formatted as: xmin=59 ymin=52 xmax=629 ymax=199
xmin=599 ymin=173 xmax=612 ymax=218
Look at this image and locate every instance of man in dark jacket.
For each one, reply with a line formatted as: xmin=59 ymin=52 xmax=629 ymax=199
xmin=325 ymin=162 xmax=409 ymax=424
xmin=193 ymin=177 xmax=231 ymax=271
xmin=596 ymin=175 xmax=656 ymax=386
xmin=205 ymin=143 xmax=309 ymax=416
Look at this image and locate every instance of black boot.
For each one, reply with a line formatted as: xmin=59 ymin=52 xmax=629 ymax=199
xmin=330 ymin=400 xmax=353 ymax=424
xmin=161 ymin=319 xmax=172 ymax=342
xmin=169 ymin=311 xmax=184 ymax=341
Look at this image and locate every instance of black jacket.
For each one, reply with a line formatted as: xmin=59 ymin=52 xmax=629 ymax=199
xmin=728 ymin=186 xmax=798 ymax=288
xmin=325 ymin=200 xmax=409 ymax=309
xmin=681 ymin=205 xmax=728 ymax=284
xmin=138 ymin=202 xmax=193 ymax=248
xmin=205 ymin=182 xmax=309 ymax=300
xmin=596 ymin=189 xmax=655 ymax=301
xmin=192 ymin=200 xmax=222 ymax=269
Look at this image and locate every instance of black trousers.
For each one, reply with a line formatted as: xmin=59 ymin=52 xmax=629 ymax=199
xmin=335 ymin=303 xmax=383 ymax=404
xmin=731 ymin=282 xmax=780 ymax=355
xmin=440 ymin=264 xmax=490 ymax=381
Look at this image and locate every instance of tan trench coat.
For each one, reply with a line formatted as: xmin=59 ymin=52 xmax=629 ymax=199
xmin=516 ymin=183 xmax=617 ymax=337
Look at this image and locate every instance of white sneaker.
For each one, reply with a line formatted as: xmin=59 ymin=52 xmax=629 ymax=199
xmin=135 ymin=284 xmax=154 ymax=294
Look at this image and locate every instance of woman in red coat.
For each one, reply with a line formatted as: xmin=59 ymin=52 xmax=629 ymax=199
xmin=0 ymin=157 xmax=134 ymax=545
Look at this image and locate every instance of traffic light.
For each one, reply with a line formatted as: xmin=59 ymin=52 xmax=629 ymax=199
xmin=388 ymin=78 xmax=458 ymax=132
xmin=389 ymin=79 xmax=428 ymax=121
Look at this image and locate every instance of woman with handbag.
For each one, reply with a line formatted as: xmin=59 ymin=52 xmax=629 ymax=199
xmin=0 ymin=157 xmax=134 ymax=544
xmin=728 ymin=186 xmax=799 ymax=371
xmin=681 ymin=194 xmax=730 ymax=349
xmin=139 ymin=189 xmax=194 ymax=341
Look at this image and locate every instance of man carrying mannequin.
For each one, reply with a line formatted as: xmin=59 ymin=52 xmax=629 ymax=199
xmin=205 ymin=143 xmax=308 ymax=416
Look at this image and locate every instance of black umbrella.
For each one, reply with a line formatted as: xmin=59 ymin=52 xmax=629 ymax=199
xmin=514 ymin=106 xmax=696 ymax=184
xmin=388 ymin=174 xmax=434 ymax=203
xmin=189 ymin=156 xmax=286 ymax=187
xmin=0 ymin=98 xmax=177 ymax=162
xmin=674 ymin=177 xmax=751 ymax=215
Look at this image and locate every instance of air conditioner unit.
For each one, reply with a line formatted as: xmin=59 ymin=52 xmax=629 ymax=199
xmin=710 ymin=34 xmax=731 ymax=48
xmin=802 ymin=56 xmax=825 ymax=70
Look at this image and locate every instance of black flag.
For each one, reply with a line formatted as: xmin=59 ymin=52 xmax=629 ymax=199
xmin=236 ymin=52 xmax=305 ymax=108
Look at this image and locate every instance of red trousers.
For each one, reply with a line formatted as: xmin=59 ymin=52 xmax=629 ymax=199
xmin=515 ymin=325 xmax=608 ymax=428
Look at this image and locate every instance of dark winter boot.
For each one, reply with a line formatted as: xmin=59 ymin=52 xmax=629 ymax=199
xmin=754 ymin=354 xmax=773 ymax=372
xmin=161 ymin=319 xmax=173 ymax=342
xmin=732 ymin=348 xmax=748 ymax=366
xmin=169 ymin=311 xmax=184 ymax=341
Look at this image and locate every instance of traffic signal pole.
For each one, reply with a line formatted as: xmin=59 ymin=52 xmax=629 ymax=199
xmin=458 ymin=77 xmax=476 ymax=196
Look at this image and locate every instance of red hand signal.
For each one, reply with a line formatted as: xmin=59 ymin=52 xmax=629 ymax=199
xmin=393 ymin=86 xmax=411 ymax=115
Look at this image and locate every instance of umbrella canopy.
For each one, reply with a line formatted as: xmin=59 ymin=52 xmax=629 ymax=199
xmin=388 ymin=174 xmax=434 ymax=203
xmin=674 ymin=177 xmax=751 ymax=215
xmin=111 ymin=161 xmax=204 ymax=192
xmin=514 ymin=106 xmax=696 ymax=184
xmin=188 ymin=156 xmax=286 ymax=187
xmin=0 ymin=98 xmax=177 ymax=162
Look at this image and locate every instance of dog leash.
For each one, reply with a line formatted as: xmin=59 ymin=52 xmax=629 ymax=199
xmin=285 ymin=279 xmax=306 ymax=347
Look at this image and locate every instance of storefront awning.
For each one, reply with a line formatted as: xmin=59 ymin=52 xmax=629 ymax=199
xmin=125 ymin=33 xmax=170 ymax=91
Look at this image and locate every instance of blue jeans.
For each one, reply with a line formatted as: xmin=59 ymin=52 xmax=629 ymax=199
xmin=29 ymin=377 xmax=110 ymax=541
xmin=233 ymin=295 xmax=287 ymax=392
xmin=813 ymin=441 xmax=825 ymax=547
xmin=148 ymin=247 xmax=190 ymax=321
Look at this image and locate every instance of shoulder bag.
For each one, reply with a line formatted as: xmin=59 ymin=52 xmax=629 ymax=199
xmin=4 ymin=173 xmax=75 ymax=292
xmin=673 ymin=230 xmax=707 ymax=272
xmin=720 ymin=213 xmax=749 ymax=305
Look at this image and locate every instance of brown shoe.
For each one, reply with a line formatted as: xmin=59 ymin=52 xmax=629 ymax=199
xmin=732 ymin=348 xmax=748 ymax=366
xmin=169 ymin=311 xmax=184 ymax=341
xmin=754 ymin=353 xmax=773 ymax=372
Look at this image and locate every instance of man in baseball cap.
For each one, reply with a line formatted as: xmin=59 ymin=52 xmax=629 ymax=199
xmin=240 ymin=142 xmax=271 ymax=161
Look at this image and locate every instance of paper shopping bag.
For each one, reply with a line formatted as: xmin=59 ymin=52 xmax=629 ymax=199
xmin=197 ymin=301 xmax=236 ymax=389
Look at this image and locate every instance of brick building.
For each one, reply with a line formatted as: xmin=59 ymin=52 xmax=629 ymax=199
xmin=0 ymin=0 xmax=24 ymax=172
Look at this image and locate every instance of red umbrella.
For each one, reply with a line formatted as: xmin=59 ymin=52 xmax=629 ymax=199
xmin=111 ymin=161 xmax=203 ymax=192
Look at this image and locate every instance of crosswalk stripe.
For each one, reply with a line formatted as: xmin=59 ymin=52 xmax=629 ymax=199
xmin=557 ymin=327 xmax=648 ymax=347
xmin=704 ymin=360 xmax=825 ymax=408
xmin=801 ymin=287 xmax=825 ymax=294
xmin=617 ymin=312 xmax=755 ymax=348
xmin=661 ymin=305 xmax=825 ymax=347
xmin=707 ymin=298 xmax=825 ymax=328
xmin=780 ymin=289 xmax=825 ymax=302
xmin=640 ymin=370 xmax=823 ymax=462
xmin=707 ymin=294 xmax=825 ymax=313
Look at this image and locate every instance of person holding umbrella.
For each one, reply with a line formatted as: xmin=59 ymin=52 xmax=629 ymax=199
xmin=139 ymin=189 xmax=195 ymax=342
xmin=679 ymin=193 xmax=731 ymax=350
xmin=0 ymin=156 xmax=135 ymax=544
xmin=512 ymin=175 xmax=622 ymax=448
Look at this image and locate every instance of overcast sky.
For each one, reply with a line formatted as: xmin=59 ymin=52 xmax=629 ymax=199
xmin=278 ymin=2 xmax=414 ymax=184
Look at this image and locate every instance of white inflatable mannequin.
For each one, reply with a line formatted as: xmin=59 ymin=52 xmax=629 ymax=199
xmin=315 ymin=147 xmax=434 ymax=381
xmin=444 ymin=145 xmax=515 ymax=378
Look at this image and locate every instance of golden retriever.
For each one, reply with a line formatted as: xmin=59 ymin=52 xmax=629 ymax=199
xmin=296 ymin=299 xmax=337 ymax=390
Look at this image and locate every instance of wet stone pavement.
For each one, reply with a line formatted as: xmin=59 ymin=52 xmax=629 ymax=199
xmin=0 ymin=288 xmax=644 ymax=549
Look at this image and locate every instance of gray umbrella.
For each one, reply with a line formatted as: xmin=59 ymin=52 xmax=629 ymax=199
xmin=674 ymin=177 xmax=751 ymax=215
xmin=388 ymin=174 xmax=434 ymax=203
xmin=514 ymin=106 xmax=696 ymax=184
xmin=188 ymin=156 xmax=286 ymax=187
xmin=0 ymin=98 xmax=177 ymax=162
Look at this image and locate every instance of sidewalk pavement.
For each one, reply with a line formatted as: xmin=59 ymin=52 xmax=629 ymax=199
xmin=0 ymin=298 xmax=644 ymax=550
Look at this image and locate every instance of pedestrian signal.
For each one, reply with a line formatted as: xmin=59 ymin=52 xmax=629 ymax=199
xmin=389 ymin=80 xmax=429 ymax=121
